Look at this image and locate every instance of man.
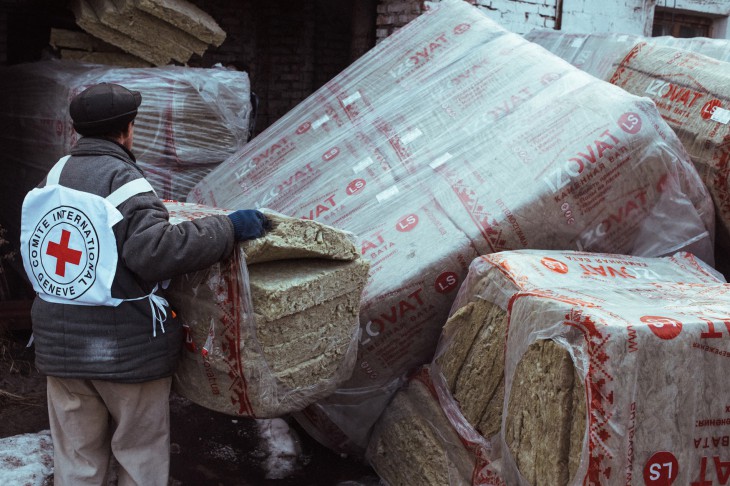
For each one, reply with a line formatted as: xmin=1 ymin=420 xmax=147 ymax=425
xmin=19 ymin=82 xmax=267 ymax=485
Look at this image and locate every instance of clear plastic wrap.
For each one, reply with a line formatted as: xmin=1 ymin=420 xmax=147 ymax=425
xmin=526 ymin=30 xmax=730 ymax=250
xmin=523 ymin=30 xmax=642 ymax=80
xmin=163 ymin=201 xmax=368 ymax=417
xmin=367 ymin=250 xmax=727 ymax=485
xmin=609 ymin=43 xmax=730 ymax=251
xmin=187 ymin=0 xmax=715 ymax=452
xmin=525 ymin=29 xmax=730 ymax=71
xmin=0 ymin=59 xmax=251 ymax=202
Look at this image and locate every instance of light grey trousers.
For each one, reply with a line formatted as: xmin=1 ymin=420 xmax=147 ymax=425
xmin=46 ymin=375 xmax=172 ymax=486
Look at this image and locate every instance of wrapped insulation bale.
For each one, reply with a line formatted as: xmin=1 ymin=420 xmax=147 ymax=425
xmin=165 ymin=202 xmax=369 ymax=417
xmin=526 ymin=30 xmax=730 ymax=253
xmin=367 ymin=250 xmax=726 ymax=485
xmin=187 ymin=0 xmax=715 ymax=452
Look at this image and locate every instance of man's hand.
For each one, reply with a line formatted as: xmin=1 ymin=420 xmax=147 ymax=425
xmin=227 ymin=209 xmax=270 ymax=241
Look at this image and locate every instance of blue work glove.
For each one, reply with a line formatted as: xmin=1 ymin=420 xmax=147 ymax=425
xmin=227 ymin=209 xmax=270 ymax=241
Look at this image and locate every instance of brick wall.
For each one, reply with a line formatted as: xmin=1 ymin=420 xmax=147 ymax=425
xmin=374 ymin=0 xmax=558 ymax=41
xmin=189 ymin=0 xmax=355 ymax=134
xmin=375 ymin=0 xmax=428 ymax=42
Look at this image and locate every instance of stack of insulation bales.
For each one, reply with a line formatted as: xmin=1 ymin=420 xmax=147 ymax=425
xmin=49 ymin=28 xmax=151 ymax=67
xmin=186 ymin=0 xmax=716 ymax=453
xmin=165 ymin=202 xmax=370 ymax=417
xmin=70 ymin=0 xmax=225 ymax=66
xmin=367 ymin=250 xmax=728 ymax=485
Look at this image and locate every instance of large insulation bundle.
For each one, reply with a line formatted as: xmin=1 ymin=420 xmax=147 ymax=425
xmin=164 ymin=202 xmax=369 ymax=417
xmin=367 ymin=250 xmax=727 ymax=485
xmin=0 ymin=60 xmax=251 ymax=256
xmin=526 ymin=30 xmax=730 ymax=251
xmin=525 ymin=30 xmax=730 ymax=72
xmin=609 ymin=43 xmax=730 ymax=248
xmin=187 ymin=0 xmax=715 ymax=452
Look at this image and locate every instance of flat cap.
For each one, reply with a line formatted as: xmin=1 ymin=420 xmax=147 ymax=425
xmin=70 ymin=83 xmax=142 ymax=136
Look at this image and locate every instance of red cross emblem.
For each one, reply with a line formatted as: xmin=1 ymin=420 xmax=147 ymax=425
xmin=46 ymin=229 xmax=82 ymax=277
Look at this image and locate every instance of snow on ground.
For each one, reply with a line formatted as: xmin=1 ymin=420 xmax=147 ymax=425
xmin=256 ymin=418 xmax=302 ymax=479
xmin=0 ymin=430 xmax=52 ymax=486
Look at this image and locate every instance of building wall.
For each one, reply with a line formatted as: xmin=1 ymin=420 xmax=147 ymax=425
xmin=189 ymin=0 xmax=354 ymax=134
xmin=375 ymin=0 xmax=561 ymax=41
xmin=375 ymin=0 xmax=730 ymax=40
xmin=670 ymin=0 xmax=730 ymax=37
xmin=473 ymin=0 xmax=560 ymax=33
xmin=561 ymin=0 xmax=655 ymax=35
xmin=671 ymin=0 xmax=730 ymax=16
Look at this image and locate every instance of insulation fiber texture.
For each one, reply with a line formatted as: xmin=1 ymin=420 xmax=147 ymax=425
xmin=164 ymin=202 xmax=369 ymax=418
xmin=368 ymin=249 xmax=726 ymax=485
xmin=187 ymin=0 xmax=715 ymax=453
xmin=526 ymin=30 xmax=730 ymax=250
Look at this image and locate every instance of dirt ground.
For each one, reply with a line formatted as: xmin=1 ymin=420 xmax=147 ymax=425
xmin=0 ymin=329 xmax=381 ymax=486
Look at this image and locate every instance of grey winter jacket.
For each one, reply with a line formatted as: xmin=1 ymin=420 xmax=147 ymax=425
xmin=29 ymin=137 xmax=235 ymax=383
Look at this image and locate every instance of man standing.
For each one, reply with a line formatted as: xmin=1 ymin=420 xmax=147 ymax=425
xmin=19 ymin=83 xmax=266 ymax=485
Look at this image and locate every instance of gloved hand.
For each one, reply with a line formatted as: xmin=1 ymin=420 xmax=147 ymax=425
xmin=227 ymin=209 xmax=270 ymax=241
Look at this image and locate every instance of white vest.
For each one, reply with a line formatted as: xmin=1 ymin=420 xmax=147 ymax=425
xmin=20 ymin=156 xmax=169 ymax=335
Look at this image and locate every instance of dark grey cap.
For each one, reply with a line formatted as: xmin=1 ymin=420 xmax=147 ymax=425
xmin=69 ymin=83 xmax=142 ymax=136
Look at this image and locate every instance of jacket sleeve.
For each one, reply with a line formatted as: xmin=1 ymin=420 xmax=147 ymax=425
xmin=117 ymin=191 xmax=236 ymax=282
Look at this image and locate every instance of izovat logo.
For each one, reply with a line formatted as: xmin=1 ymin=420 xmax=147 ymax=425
xmin=488 ymin=87 xmax=534 ymax=121
xmin=543 ymin=128 xmax=622 ymax=193
xmin=361 ymin=230 xmax=395 ymax=259
xmin=580 ymin=263 xmax=637 ymax=279
xmin=301 ymin=194 xmax=337 ymax=221
xmin=576 ymin=187 xmax=654 ymax=250
xmin=389 ymin=32 xmax=451 ymax=80
xmin=28 ymin=206 xmax=99 ymax=299
xmin=256 ymin=162 xmax=316 ymax=208
xmin=645 ymin=79 xmax=706 ymax=109
xmin=252 ymin=137 xmax=295 ymax=165
xmin=234 ymin=137 xmax=295 ymax=182
xmin=361 ymin=287 xmax=434 ymax=344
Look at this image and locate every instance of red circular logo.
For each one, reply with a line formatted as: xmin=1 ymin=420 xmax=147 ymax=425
xmin=435 ymin=272 xmax=459 ymax=294
xmin=296 ymin=121 xmax=311 ymax=135
xmin=346 ymin=179 xmax=366 ymax=195
xmin=322 ymin=147 xmax=340 ymax=161
xmin=701 ymin=99 xmax=722 ymax=120
xmin=643 ymin=451 xmax=678 ymax=485
xmin=541 ymin=257 xmax=569 ymax=274
xmin=641 ymin=316 xmax=683 ymax=340
xmin=541 ymin=73 xmax=561 ymax=86
xmin=618 ymin=112 xmax=642 ymax=134
xmin=396 ymin=214 xmax=419 ymax=232
xmin=453 ymin=23 xmax=471 ymax=35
